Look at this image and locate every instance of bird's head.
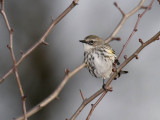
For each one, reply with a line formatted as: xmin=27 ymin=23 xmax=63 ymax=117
xmin=79 ymin=35 xmax=105 ymax=51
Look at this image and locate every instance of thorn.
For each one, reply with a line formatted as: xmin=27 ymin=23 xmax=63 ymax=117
xmin=124 ymin=55 xmax=127 ymax=60
xmin=135 ymin=54 xmax=139 ymax=59
xmin=114 ymin=2 xmax=125 ymax=16
xmin=91 ymin=104 xmax=94 ymax=107
xmin=42 ymin=41 xmax=49 ymax=45
xmin=139 ymin=38 xmax=144 ymax=45
xmin=112 ymin=37 xmax=121 ymax=41
xmin=7 ymin=44 xmax=11 ymax=49
xmin=79 ymin=89 xmax=85 ymax=101
xmin=65 ymin=68 xmax=70 ymax=75
xmin=22 ymin=95 xmax=27 ymax=101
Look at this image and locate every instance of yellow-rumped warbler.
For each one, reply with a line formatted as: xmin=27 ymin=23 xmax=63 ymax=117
xmin=80 ymin=35 xmax=127 ymax=84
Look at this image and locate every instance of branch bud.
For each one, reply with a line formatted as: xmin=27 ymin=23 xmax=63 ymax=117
xmin=139 ymin=38 xmax=144 ymax=45
xmin=114 ymin=2 xmax=118 ymax=7
xmin=65 ymin=68 xmax=70 ymax=75
xmin=135 ymin=54 xmax=139 ymax=59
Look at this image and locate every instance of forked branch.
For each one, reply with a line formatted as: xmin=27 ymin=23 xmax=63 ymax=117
xmin=105 ymin=0 xmax=145 ymax=43
xmin=0 ymin=0 xmax=79 ymax=83
xmin=0 ymin=0 xmax=27 ymax=119
xmin=70 ymin=31 xmax=160 ymax=120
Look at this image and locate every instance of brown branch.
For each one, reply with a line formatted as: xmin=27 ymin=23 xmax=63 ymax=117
xmin=70 ymin=31 xmax=160 ymax=120
xmin=86 ymin=91 xmax=107 ymax=120
xmin=117 ymin=0 xmax=154 ymax=59
xmin=79 ymin=89 xmax=85 ymax=101
xmin=0 ymin=0 xmax=79 ymax=84
xmin=1 ymin=1 xmax=27 ymax=119
xmin=15 ymin=63 xmax=85 ymax=120
xmin=105 ymin=0 xmax=146 ymax=43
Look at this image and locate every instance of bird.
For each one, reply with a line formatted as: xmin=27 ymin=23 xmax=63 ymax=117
xmin=80 ymin=35 xmax=127 ymax=87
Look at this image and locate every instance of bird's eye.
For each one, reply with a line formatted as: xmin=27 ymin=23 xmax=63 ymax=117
xmin=89 ymin=40 xmax=94 ymax=45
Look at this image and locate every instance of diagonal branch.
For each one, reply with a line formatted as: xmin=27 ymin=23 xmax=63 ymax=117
xmin=1 ymin=1 xmax=27 ymax=119
xmin=15 ymin=63 xmax=85 ymax=120
xmin=0 ymin=0 xmax=79 ymax=84
xmin=70 ymin=31 xmax=160 ymax=120
xmin=117 ymin=0 xmax=154 ymax=59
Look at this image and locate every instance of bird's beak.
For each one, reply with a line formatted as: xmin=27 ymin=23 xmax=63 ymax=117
xmin=79 ymin=40 xmax=87 ymax=43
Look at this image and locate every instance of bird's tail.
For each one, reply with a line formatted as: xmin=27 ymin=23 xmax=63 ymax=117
xmin=114 ymin=70 xmax=128 ymax=80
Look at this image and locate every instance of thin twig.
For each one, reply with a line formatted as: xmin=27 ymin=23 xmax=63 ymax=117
xmin=0 ymin=1 xmax=27 ymax=119
xmin=0 ymin=0 xmax=79 ymax=84
xmin=70 ymin=31 xmax=160 ymax=120
xmin=117 ymin=0 xmax=154 ymax=59
xmin=15 ymin=63 xmax=85 ymax=120
xmin=105 ymin=0 xmax=146 ymax=43
xmin=79 ymin=89 xmax=85 ymax=101
xmin=86 ymin=91 xmax=107 ymax=120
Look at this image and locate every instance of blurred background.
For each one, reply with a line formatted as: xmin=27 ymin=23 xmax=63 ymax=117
xmin=0 ymin=0 xmax=160 ymax=120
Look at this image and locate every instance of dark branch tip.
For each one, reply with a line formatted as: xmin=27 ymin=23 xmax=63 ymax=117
xmin=7 ymin=44 xmax=11 ymax=49
xmin=65 ymin=68 xmax=70 ymax=75
xmin=112 ymin=37 xmax=121 ymax=41
xmin=135 ymin=54 xmax=139 ymax=59
xmin=139 ymin=38 xmax=144 ymax=45
xmin=114 ymin=2 xmax=118 ymax=7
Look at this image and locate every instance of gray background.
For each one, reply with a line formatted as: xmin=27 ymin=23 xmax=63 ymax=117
xmin=0 ymin=0 xmax=160 ymax=120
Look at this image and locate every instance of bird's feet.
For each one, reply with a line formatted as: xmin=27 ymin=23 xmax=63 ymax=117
xmin=102 ymin=84 xmax=113 ymax=92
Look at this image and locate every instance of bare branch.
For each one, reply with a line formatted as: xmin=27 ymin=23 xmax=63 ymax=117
xmin=86 ymin=91 xmax=107 ymax=120
xmin=105 ymin=0 xmax=146 ymax=43
xmin=70 ymin=31 xmax=160 ymax=120
xmin=79 ymin=89 xmax=85 ymax=101
xmin=1 ymin=1 xmax=27 ymax=119
xmin=15 ymin=63 xmax=85 ymax=120
xmin=0 ymin=0 xmax=79 ymax=84
xmin=117 ymin=0 xmax=154 ymax=59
